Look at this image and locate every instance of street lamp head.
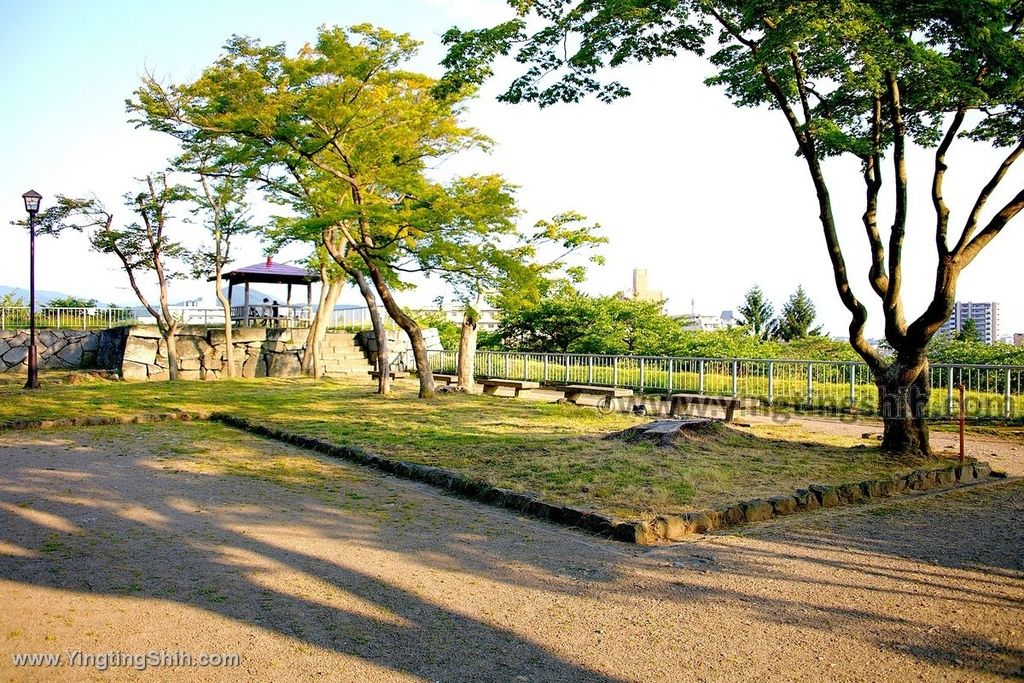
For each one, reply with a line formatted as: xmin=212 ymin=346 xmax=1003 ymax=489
xmin=22 ymin=190 xmax=42 ymax=214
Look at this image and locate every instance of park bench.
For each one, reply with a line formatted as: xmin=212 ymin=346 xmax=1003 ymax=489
xmin=563 ymin=384 xmax=634 ymax=407
xmin=370 ymin=370 xmax=410 ymax=380
xmin=669 ymin=393 xmax=760 ymax=423
xmin=479 ymin=378 xmax=540 ymax=398
xmin=432 ymin=373 xmax=458 ymax=385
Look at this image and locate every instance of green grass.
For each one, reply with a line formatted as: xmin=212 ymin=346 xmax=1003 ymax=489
xmin=0 ymin=372 xmax=949 ymax=519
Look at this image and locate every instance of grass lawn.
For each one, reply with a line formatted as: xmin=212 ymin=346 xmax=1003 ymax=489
xmin=0 ymin=372 xmax=952 ymax=519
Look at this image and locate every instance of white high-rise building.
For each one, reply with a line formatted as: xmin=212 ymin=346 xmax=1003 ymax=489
xmin=938 ymin=301 xmax=999 ymax=344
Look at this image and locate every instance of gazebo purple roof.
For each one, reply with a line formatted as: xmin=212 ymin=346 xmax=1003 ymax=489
xmin=209 ymin=257 xmax=320 ymax=285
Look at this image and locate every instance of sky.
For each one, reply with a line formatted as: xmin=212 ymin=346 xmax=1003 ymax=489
xmin=1 ymin=0 xmax=1021 ymax=339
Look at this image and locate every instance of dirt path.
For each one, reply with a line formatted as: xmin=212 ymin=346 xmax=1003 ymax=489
xmin=1 ymin=424 xmax=1021 ymax=682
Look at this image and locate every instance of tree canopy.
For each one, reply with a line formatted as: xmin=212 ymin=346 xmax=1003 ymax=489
xmin=737 ymin=286 xmax=775 ymax=340
xmin=776 ymin=286 xmax=823 ymax=341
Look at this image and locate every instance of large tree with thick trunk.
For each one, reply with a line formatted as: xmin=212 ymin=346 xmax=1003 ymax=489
xmin=438 ymin=0 xmax=1024 ymax=456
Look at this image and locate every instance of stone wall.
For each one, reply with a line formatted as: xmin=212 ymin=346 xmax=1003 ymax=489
xmin=118 ymin=326 xmax=375 ymax=381
xmin=0 ymin=324 xmax=441 ymax=380
xmin=356 ymin=328 xmax=443 ymax=370
xmin=0 ymin=329 xmax=120 ymax=373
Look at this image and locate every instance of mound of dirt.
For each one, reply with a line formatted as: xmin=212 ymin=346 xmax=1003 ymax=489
xmin=63 ymin=371 xmax=119 ymax=385
xmin=605 ymin=418 xmax=728 ymax=446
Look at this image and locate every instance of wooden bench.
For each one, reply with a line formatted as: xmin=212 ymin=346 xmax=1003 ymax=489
xmin=479 ymin=378 xmax=540 ymax=398
xmin=669 ymin=393 xmax=760 ymax=423
xmin=432 ymin=373 xmax=458 ymax=385
xmin=370 ymin=370 xmax=410 ymax=380
xmin=563 ymin=384 xmax=634 ymax=407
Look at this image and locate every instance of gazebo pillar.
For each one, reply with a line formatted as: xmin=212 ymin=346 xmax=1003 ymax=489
xmin=243 ymin=281 xmax=250 ymax=327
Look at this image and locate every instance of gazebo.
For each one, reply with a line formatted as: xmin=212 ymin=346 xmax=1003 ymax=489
xmin=210 ymin=257 xmax=321 ymax=327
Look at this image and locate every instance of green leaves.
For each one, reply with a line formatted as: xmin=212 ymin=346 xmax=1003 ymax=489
xmin=442 ymin=1 xmax=1024 ymax=148
xmin=736 ymin=285 xmax=775 ymax=340
xmin=776 ymin=285 xmax=823 ymax=341
xmin=438 ymin=1 xmax=708 ymax=106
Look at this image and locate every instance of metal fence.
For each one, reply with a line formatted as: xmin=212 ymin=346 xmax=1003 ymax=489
xmin=0 ymin=307 xmax=137 ymax=330
xmin=427 ymin=350 xmax=1024 ymax=419
xmin=0 ymin=305 xmax=406 ymax=331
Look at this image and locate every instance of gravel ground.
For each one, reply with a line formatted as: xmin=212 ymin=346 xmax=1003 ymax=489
xmin=0 ymin=424 xmax=1021 ymax=682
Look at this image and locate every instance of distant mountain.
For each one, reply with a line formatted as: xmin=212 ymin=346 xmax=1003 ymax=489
xmin=0 ymin=285 xmax=111 ymax=307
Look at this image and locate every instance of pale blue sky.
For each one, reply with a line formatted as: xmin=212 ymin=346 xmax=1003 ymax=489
xmin=2 ymin=0 xmax=1022 ymax=339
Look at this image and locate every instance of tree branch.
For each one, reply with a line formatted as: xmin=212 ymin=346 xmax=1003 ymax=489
xmin=953 ymin=141 xmax=1024 ymax=255
xmin=882 ymin=72 xmax=908 ymax=342
xmin=862 ymin=95 xmax=888 ymax=299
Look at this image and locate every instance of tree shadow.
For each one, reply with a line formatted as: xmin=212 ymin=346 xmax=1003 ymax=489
xmin=1 ymin=424 xmax=1022 ymax=681
xmin=0 ymin=430 xmax=625 ymax=682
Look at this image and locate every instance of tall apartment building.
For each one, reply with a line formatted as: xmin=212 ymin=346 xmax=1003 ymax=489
xmin=938 ymin=301 xmax=999 ymax=344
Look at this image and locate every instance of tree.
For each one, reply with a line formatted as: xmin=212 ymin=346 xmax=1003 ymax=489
xmin=955 ymin=318 xmax=983 ymax=344
xmin=736 ymin=286 xmax=775 ymax=340
xmin=438 ymin=2 xmax=1024 ymax=456
xmin=0 ymin=293 xmax=25 ymax=307
xmin=498 ymin=290 xmax=601 ymax=352
xmin=133 ymin=25 xmax=522 ymax=399
xmin=496 ymin=290 xmax=675 ymax=355
xmin=45 ymin=296 xmax=97 ymax=308
xmin=38 ymin=177 xmax=191 ymax=380
xmin=776 ymin=286 xmax=823 ymax=341
xmin=181 ymin=152 xmax=254 ymax=378
xmin=435 ymin=210 xmax=604 ymax=391
xmin=301 ymin=252 xmax=346 ymax=379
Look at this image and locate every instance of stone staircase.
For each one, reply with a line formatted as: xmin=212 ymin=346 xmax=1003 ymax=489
xmin=319 ymin=332 xmax=374 ymax=377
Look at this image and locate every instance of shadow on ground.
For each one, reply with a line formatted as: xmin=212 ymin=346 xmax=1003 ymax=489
xmin=0 ymin=424 xmax=1022 ymax=681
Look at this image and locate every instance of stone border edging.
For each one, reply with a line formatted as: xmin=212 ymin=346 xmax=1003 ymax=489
xmin=207 ymin=413 xmax=650 ymax=543
xmin=0 ymin=411 xmax=212 ymax=432
xmin=0 ymin=411 xmax=1005 ymax=545
xmin=209 ymin=414 xmax=1002 ymax=544
xmin=649 ymin=461 xmax=1000 ymax=542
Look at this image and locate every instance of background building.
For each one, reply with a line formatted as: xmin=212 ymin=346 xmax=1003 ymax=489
xmin=630 ymin=269 xmax=663 ymax=303
xmin=1014 ymin=333 xmax=1024 ymax=347
xmin=938 ymin=301 xmax=999 ymax=344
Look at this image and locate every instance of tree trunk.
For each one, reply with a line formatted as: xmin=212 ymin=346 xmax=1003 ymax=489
xmin=163 ymin=322 xmax=180 ymax=382
xmin=302 ymin=268 xmax=342 ymax=378
xmin=352 ymin=271 xmax=390 ymax=395
xmin=302 ymin=270 xmax=330 ymax=376
xmin=362 ymin=259 xmax=435 ymax=398
xmin=157 ymin=277 xmax=179 ymax=381
xmin=457 ymin=308 xmax=478 ymax=392
xmin=215 ymin=266 xmax=236 ymax=378
xmin=876 ymin=353 xmax=932 ymax=457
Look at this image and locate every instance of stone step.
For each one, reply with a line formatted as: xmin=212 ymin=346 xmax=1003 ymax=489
xmin=322 ymin=349 xmax=367 ymax=357
xmin=321 ymin=363 xmax=373 ymax=372
xmin=324 ymin=349 xmax=362 ymax=356
xmin=323 ymin=334 xmax=361 ymax=343
xmin=323 ymin=360 xmax=370 ymax=368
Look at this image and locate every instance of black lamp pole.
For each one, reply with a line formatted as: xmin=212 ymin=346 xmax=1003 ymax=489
xmin=22 ymin=190 xmax=42 ymax=390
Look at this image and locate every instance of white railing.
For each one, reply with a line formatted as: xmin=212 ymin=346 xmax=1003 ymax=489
xmin=327 ymin=307 xmax=400 ymax=331
xmin=426 ymin=350 xmax=1024 ymax=419
xmin=0 ymin=304 xmax=393 ymax=330
xmin=0 ymin=307 xmax=137 ymax=331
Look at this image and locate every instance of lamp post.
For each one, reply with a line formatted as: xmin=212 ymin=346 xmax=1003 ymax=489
xmin=22 ymin=190 xmax=42 ymax=390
